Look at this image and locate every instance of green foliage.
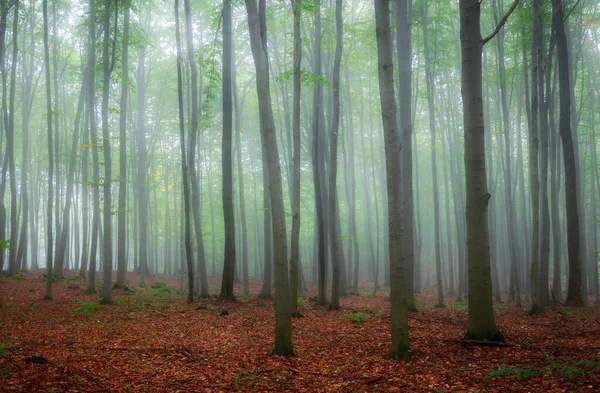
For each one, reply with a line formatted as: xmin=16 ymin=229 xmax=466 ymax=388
xmin=10 ymin=273 xmax=27 ymax=281
xmin=74 ymin=300 xmax=105 ymax=315
xmin=450 ymin=301 xmax=468 ymax=310
xmin=151 ymin=281 xmax=173 ymax=297
xmin=560 ymin=359 xmax=600 ymax=379
xmin=486 ymin=365 xmax=540 ymax=379
xmin=489 ymin=355 xmax=600 ymax=381
xmin=344 ymin=311 xmax=370 ymax=323
xmin=0 ymin=240 xmax=12 ymax=250
xmin=276 ymin=68 xmax=331 ymax=88
xmin=0 ymin=343 xmax=9 ymax=358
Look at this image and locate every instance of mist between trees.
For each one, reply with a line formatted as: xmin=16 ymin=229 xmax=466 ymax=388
xmin=0 ymin=0 xmax=599 ymax=359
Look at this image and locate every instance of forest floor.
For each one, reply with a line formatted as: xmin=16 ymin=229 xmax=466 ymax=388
xmin=1 ymin=272 xmax=600 ymax=392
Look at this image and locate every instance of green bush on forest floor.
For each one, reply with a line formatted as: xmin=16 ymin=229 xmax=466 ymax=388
xmin=344 ymin=311 xmax=370 ymax=323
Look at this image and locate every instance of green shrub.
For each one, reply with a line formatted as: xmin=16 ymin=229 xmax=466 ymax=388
xmin=344 ymin=311 xmax=370 ymax=323
xmin=151 ymin=281 xmax=172 ymax=296
xmin=10 ymin=273 xmax=27 ymax=281
xmin=74 ymin=300 xmax=105 ymax=315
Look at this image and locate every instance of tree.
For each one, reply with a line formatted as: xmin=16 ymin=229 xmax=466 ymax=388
xmin=312 ymin=0 xmax=328 ymax=307
xmin=289 ymin=0 xmax=302 ymax=316
xmin=184 ymin=0 xmax=210 ymax=299
xmin=6 ymin=0 xmax=18 ymax=276
xmin=459 ymin=0 xmax=519 ymax=341
xmin=115 ymin=0 xmax=131 ymax=290
xmin=420 ymin=0 xmax=444 ymax=308
xmin=42 ymin=0 xmax=54 ymax=301
xmin=554 ymin=0 xmax=583 ymax=307
xmin=175 ymin=0 xmax=194 ymax=305
xmin=327 ymin=0 xmax=343 ymax=311
xmin=220 ymin=0 xmax=236 ymax=301
xmin=396 ymin=0 xmax=416 ymax=312
xmin=244 ymin=0 xmax=293 ymax=356
xmin=100 ymin=0 xmax=117 ymax=304
xmin=374 ymin=0 xmax=409 ymax=359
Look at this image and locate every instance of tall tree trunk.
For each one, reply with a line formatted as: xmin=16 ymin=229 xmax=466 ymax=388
xmin=6 ymin=1 xmax=18 ymax=276
xmin=374 ymin=0 xmax=409 ymax=359
xmin=420 ymin=1 xmax=444 ymax=307
xmin=42 ymin=0 xmax=54 ymax=300
xmin=327 ymin=0 xmax=343 ymax=311
xmin=116 ymin=0 xmax=130 ymax=289
xmin=554 ymin=0 xmax=583 ymax=307
xmin=343 ymin=63 xmax=360 ymax=296
xmin=54 ymin=84 xmax=85 ymax=278
xmin=175 ymin=0 xmax=194 ymax=302
xmin=16 ymin=6 xmax=35 ymax=272
xmin=492 ymin=0 xmax=520 ymax=307
xmin=289 ymin=0 xmax=302 ymax=314
xmin=529 ymin=0 xmax=541 ymax=307
xmin=184 ymin=0 xmax=209 ymax=298
xmin=459 ymin=0 xmax=512 ymax=342
xmin=312 ymin=0 xmax=327 ymax=306
xmin=100 ymin=0 xmax=116 ymax=304
xmin=396 ymin=0 xmax=416 ymax=311
xmin=220 ymin=0 xmax=236 ymax=301
xmin=244 ymin=0 xmax=293 ymax=356
xmin=136 ymin=47 xmax=149 ymax=285
xmin=0 ymin=2 xmax=9 ymax=274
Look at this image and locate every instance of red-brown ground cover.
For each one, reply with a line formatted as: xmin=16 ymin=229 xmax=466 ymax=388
xmin=1 ymin=272 xmax=599 ymax=392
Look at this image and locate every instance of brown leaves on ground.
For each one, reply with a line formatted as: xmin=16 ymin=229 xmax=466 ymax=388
xmin=1 ymin=272 xmax=599 ymax=392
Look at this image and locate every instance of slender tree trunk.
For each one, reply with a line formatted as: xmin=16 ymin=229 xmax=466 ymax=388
xmin=6 ymin=1 xmax=18 ymax=276
xmin=312 ymin=0 xmax=327 ymax=306
xmin=374 ymin=0 xmax=409 ymax=359
xmin=420 ymin=1 xmax=444 ymax=307
xmin=245 ymin=0 xmax=293 ymax=356
xmin=396 ymin=0 xmax=416 ymax=310
xmin=492 ymin=0 xmax=520 ymax=307
xmin=0 ymin=2 xmax=9 ymax=274
xmin=100 ymin=0 xmax=116 ymax=304
xmin=175 ymin=0 xmax=194 ymax=304
xmin=554 ymin=0 xmax=583 ymax=307
xmin=54 ymin=84 xmax=85 ymax=278
xmin=16 ymin=7 xmax=35 ymax=272
xmin=289 ymin=0 xmax=302 ymax=314
xmin=529 ymin=0 xmax=542 ymax=307
xmin=220 ymin=0 xmax=236 ymax=301
xmin=86 ymin=0 xmax=100 ymax=296
xmin=42 ymin=0 xmax=54 ymax=300
xmin=343 ymin=64 xmax=360 ymax=296
xmin=116 ymin=0 xmax=130 ymax=289
xmin=327 ymin=0 xmax=343 ymax=311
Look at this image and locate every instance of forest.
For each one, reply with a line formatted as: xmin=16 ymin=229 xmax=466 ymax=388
xmin=1 ymin=0 xmax=600 ymax=391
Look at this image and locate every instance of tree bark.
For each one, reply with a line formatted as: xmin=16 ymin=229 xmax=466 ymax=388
xmin=327 ymin=0 xmax=343 ymax=311
xmin=42 ymin=0 xmax=54 ymax=300
xmin=116 ymin=0 xmax=130 ymax=289
xmin=460 ymin=0 xmax=504 ymax=341
xmin=289 ymin=0 xmax=302 ymax=314
xmin=220 ymin=0 xmax=236 ymax=301
xmin=244 ymin=0 xmax=293 ymax=356
xmin=420 ymin=0 xmax=444 ymax=307
xmin=374 ymin=0 xmax=410 ymax=359
xmin=553 ymin=0 xmax=583 ymax=307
